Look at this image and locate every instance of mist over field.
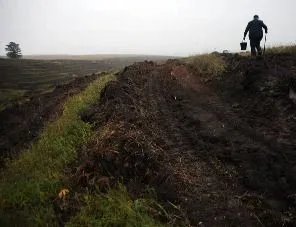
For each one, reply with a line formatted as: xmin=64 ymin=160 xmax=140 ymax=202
xmin=1 ymin=0 xmax=295 ymax=56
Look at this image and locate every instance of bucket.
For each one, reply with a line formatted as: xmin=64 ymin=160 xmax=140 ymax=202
xmin=240 ymin=41 xmax=247 ymax=50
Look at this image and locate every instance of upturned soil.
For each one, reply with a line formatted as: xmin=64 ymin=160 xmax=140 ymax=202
xmin=74 ymin=54 xmax=296 ymax=226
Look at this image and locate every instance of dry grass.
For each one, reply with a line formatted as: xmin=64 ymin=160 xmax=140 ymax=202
xmin=266 ymin=44 xmax=296 ymax=54
xmin=184 ymin=53 xmax=227 ymax=82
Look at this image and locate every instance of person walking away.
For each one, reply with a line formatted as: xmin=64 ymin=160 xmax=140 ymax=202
xmin=244 ymin=15 xmax=268 ymax=56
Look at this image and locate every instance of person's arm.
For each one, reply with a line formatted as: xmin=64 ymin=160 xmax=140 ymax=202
xmin=261 ymin=21 xmax=268 ymax=33
xmin=244 ymin=22 xmax=250 ymax=40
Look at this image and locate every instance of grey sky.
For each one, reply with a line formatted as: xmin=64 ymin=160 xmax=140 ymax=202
xmin=0 ymin=0 xmax=295 ymax=56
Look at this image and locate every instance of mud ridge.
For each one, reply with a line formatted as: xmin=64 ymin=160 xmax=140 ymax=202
xmin=0 ymin=73 xmax=105 ymax=162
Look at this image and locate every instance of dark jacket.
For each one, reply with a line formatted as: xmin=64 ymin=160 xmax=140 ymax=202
xmin=244 ymin=19 xmax=268 ymax=40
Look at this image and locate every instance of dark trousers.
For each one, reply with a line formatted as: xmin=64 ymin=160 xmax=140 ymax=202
xmin=250 ymin=37 xmax=262 ymax=56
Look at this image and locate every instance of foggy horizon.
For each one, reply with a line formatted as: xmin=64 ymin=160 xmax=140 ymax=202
xmin=1 ymin=0 xmax=295 ymax=57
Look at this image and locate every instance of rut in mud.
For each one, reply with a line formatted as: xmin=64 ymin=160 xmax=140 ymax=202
xmin=73 ymin=54 xmax=296 ymax=226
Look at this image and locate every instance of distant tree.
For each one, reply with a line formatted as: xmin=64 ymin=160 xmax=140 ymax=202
xmin=5 ymin=42 xmax=22 ymax=59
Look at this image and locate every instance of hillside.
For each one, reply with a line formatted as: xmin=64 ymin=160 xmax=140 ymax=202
xmin=0 ymin=48 xmax=296 ymax=226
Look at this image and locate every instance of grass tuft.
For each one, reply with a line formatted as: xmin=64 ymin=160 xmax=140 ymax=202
xmin=0 ymin=74 xmax=115 ymax=226
xmin=185 ymin=54 xmax=226 ymax=82
xmin=66 ymin=185 xmax=163 ymax=227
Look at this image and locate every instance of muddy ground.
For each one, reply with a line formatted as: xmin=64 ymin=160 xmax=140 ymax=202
xmin=0 ymin=73 xmax=104 ymax=162
xmin=74 ymin=54 xmax=296 ymax=226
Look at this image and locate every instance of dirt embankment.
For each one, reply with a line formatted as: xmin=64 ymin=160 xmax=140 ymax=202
xmin=209 ymin=54 xmax=296 ymax=195
xmin=70 ymin=54 xmax=296 ymax=226
xmin=0 ymin=73 xmax=105 ymax=161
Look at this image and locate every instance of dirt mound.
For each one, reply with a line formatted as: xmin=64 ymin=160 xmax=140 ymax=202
xmin=68 ymin=55 xmax=296 ymax=226
xmin=0 ymin=73 xmax=104 ymax=162
xmin=72 ymin=54 xmax=296 ymax=226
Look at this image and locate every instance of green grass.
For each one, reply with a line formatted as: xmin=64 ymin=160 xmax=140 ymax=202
xmin=66 ymin=185 xmax=163 ymax=227
xmin=184 ymin=53 xmax=227 ymax=82
xmin=0 ymin=74 xmax=115 ymax=226
xmin=266 ymin=44 xmax=296 ymax=54
xmin=0 ymin=89 xmax=27 ymax=110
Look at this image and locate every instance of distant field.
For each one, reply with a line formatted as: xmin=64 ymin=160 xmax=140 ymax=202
xmin=0 ymin=55 xmax=172 ymax=110
xmin=22 ymin=54 xmax=174 ymax=61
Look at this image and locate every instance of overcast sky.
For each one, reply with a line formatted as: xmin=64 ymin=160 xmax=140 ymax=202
xmin=0 ymin=0 xmax=295 ymax=56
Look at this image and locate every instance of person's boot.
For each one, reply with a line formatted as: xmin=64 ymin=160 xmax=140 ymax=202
xmin=256 ymin=50 xmax=263 ymax=60
xmin=251 ymin=51 xmax=256 ymax=59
